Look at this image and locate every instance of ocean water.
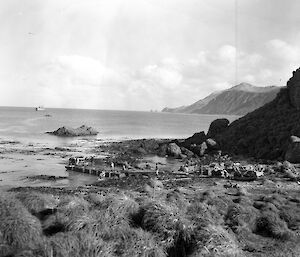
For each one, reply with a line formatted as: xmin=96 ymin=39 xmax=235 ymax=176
xmin=0 ymin=107 xmax=238 ymax=143
xmin=0 ymin=107 xmax=239 ymax=187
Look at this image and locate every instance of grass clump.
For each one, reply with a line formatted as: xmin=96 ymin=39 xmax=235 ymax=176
xmin=0 ymin=193 xmax=43 ymax=250
xmin=189 ymin=224 xmax=243 ymax=257
xmin=140 ymin=200 xmax=194 ymax=256
xmin=43 ymin=231 xmax=115 ymax=257
xmin=255 ymin=211 xmax=292 ymax=240
xmin=14 ymin=191 xmax=58 ymax=215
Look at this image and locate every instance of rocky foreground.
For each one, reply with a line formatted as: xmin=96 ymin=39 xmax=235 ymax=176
xmin=1 ymin=133 xmax=300 ymax=257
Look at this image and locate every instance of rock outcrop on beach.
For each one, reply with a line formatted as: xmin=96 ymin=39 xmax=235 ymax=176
xmin=162 ymin=83 xmax=281 ymax=115
xmin=47 ymin=125 xmax=98 ymax=137
xmin=211 ymin=68 xmax=300 ymax=161
xmin=166 ymin=143 xmax=182 ymax=157
xmin=207 ymin=118 xmax=230 ymax=138
xmin=285 ymin=136 xmax=300 ymax=163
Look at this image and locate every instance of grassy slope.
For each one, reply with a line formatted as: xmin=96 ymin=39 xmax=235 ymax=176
xmin=2 ymin=175 xmax=300 ymax=257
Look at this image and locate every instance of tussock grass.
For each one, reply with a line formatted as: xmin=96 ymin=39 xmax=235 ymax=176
xmin=15 ymin=191 xmax=58 ymax=214
xmin=225 ymin=204 xmax=259 ymax=233
xmin=42 ymin=212 xmax=68 ymax=236
xmin=260 ymin=194 xmax=287 ymax=209
xmin=0 ymin=193 xmax=43 ymax=250
xmin=140 ymin=200 xmax=194 ymax=255
xmin=279 ymin=204 xmax=300 ymax=231
xmin=236 ymin=186 xmax=248 ymax=196
xmin=43 ymin=231 xmax=114 ymax=257
xmin=165 ymin=188 xmax=189 ymax=211
xmin=56 ymin=195 xmax=91 ymax=223
xmin=115 ymin=228 xmax=166 ymax=257
xmin=58 ymin=195 xmax=90 ymax=215
xmin=67 ymin=208 xmax=166 ymax=257
xmin=100 ymin=193 xmax=140 ymax=220
xmin=41 ymin=195 xmax=91 ymax=236
xmin=2 ymin=182 xmax=299 ymax=257
xmin=144 ymin=179 xmax=165 ymax=199
xmin=255 ymin=211 xmax=292 ymax=239
xmin=199 ymin=225 xmax=243 ymax=257
xmin=86 ymin=192 xmax=106 ymax=206
xmin=188 ymin=202 xmax=222 ymax=227
xmin=0 ymin=243 xmax=13 ymax=257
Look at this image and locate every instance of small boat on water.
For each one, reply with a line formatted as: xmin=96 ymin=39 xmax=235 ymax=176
xmin=35 ymin=106 xmax=45 ymax=111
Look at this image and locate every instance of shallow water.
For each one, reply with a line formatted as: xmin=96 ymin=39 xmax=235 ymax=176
xmin=0 ymin=107 xmax=239 ymax=187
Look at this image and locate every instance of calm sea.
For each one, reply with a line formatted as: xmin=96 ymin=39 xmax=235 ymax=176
xmin=0 ymin=107 xmax=239 ymax=187
xmin=0 ymin=107 xmax=238 ymax=145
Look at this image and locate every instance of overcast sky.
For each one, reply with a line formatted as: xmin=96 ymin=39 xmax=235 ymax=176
xmin=0 ymin=0 xmax=300 ymax=110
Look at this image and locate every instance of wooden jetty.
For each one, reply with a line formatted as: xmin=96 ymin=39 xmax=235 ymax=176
xmin=65 ymin=157 xmax=192 ymax=179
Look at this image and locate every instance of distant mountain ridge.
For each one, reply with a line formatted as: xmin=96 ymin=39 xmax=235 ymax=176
xmin=162 ymin=83 xmax=281 ymax=115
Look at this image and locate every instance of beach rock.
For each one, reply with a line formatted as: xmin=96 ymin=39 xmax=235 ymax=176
xmin=135 ymin=147 xmax=147 ymax=155
xmin=285 ymin=136 xmax=300 ymax=163
xmin=54 ymin=147 xmax=71 ymax=151
xmin=181 ymin=147 xmax=194 ymax=157
xmin=282 ymin=161 xmax=299 ymax=180
xmin=47 ymin=125 xmax=98 ymax=137
xmin=179 ymin=154 xmax=187 ymax=159
xmin=287 ymin=68 xmax=300 ymax=109
xmin=207 ymin=118 xmax=230 ymax=138
xmin=206 ymin=138 xmax=219 ymax=151
xmin=182 ymin=131 xmax=206 ymax=148
xmin=139 ymin=139 xmax=160 ymax=152
xmin=158 ymin=144 xmax=168 ymax=156
xmin=166 ymin=143 xmax=182 ymax=157
xmin=191 ymin=142 xmax=207 ymax=156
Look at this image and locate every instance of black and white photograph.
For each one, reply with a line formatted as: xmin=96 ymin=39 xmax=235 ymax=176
xmin=0 ymin=0 xmax=300 ymax=256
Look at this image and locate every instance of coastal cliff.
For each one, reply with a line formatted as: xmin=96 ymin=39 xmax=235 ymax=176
xmin=213 ymin=69 xmax=300 ymax=160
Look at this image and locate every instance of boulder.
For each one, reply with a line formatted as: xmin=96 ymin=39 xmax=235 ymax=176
xmin=182 ymin=131 xmax=206 ymax=148
xmin=282 ymin=161 xmax=299 ymax=180
xmin=206 ymin=138 xmax=219 ymax=151
xmin=190 ymin=142 xmax=207 ymax=156
xmin=285 ymin=136 xmax=300 ymax=163
xmin=158 ymin=144 xmax=168 ymax=156
xmin=282 ymin=161 xmax=295 ymax=173
xmin=166 ymin=143 xmax=182 ymax=157
xmin=207 ymin=118 xmax=230 ymax=138
xmin=47 ymin=125 xmax=98 ymax=137
xmin=180 ymin=147 xmax=194 ymax=157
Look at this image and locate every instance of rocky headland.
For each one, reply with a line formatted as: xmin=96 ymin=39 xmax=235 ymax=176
xmin=211 ymin=69 xmax=300 ymax=162
xmin=162 ymin=83 xmax=280 ymax=115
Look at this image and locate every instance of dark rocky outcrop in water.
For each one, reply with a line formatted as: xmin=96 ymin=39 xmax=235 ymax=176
xmin=47 ymin=125 xmax=98 ymax=137
xmin=212 ymin=68 xmax=300 ymax=161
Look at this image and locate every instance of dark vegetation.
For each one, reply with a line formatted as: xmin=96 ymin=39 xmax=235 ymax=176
xmin=215 ymin=87 xmax=300 ymax=160
xmin=2 ymin=176 xmax=300 ymax=257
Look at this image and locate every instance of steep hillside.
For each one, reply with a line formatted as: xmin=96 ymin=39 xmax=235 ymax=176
xmin=162 ymin=83 xmax=280 ymax=115
xmin=214 ymin=69 xmax=300 ymax=160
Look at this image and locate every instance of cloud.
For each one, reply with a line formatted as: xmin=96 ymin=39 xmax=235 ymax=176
xmin=34 ymin=39 xmax=300 ymax=110
xmin=42 ymin=55 xmax=120 ymax=87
